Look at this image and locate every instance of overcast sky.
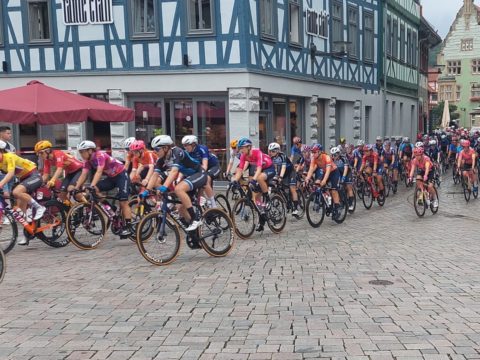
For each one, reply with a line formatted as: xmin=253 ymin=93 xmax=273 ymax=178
xmin=421 ymin=0 xmax=469 ymax=39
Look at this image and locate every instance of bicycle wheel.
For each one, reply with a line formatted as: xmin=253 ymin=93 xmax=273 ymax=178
xmin=232 ymin=198 xmax=256 ymax=239
xmin=129 ymin=198 xmax=154 ymax=243
xmin=414 ymin=188 xmax=426 ymax=217
xmin=0 ymin=212 xmax=17 ymax=254
xmin=295 ymin=188 xmax=306 ymax=219
xmin=377 ymin=190 xmax=386 ymax=207
xmin=383 ymin=174 xmax=391 ymax=198
xmin=355 ymin=178 xmax=363 ymax=199
xmin=199 ymin=208 xmax=235 ymax=257
xmin=35 ymin=200 xmax=69 ymax=248
xmin=430 ymin=187 xmax=439 ymax=214
xmin=333 ymin=190 xmax=348 ymax=224
xmin=362 ymin=183 xmax=373 ymax=209
xmin=0 ymin=247 xmax=4 ymax=283
xmin=214 ymin=193 xmax=231 ymax=217
xmin=348 ymin=187 xmax=357 ymax=214
xmin=136 ymin=212 xmax=181 ymax=266
xmin=266 ymin=194 xmax=287 ymax=233
xmin=306 ymin=192 xmax=325 ymax=228
xmin=226 ymin=184 xmax=244 ymax=204
xmin=463 ymin=179 xmax=471 ymax=202
xmin=66 ymin=202 xmax=106 ymax=250
xmin=473 ymin=184 xmax=479 ymax=199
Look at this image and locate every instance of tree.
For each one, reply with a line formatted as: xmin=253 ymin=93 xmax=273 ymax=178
xmin=431 ymin=101 xmax=459 ymax=128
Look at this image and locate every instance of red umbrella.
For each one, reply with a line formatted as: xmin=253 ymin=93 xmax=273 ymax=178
xmin=0 ymin=80 xmax=134 ymax=125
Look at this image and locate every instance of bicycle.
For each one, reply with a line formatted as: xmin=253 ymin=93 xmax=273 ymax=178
xmin=135 ymin=191 xmax=235 ymax=266
xmin=0 ymin=193 xmax=67 ymax=254
xmin=231 ymin=182 xmax=287 ymax=239
xmin=382 ymin=167 xmax=394 ymax=197
xmin=361 ymin=172 xmax=386 ymax=209
xmin=305 ymin=182 xmax=348 ymax=227
xmin=270 ymin=177 xmax=306 ymax=219
xmin=460 ymin=169 xmax=478 ymax=202
xmin=413 ymin=179 xmax=439 ymax=217
xmin=452 ymin=163 xmax=461 ymax=185
xmin=340 ymin=181 xmax=356 ymax=214
xmin=66 ymin=188 xmax=135 ymax=250
xmin=0 ymin=247 xmax=5 ymax=284
xmin=402 ymin=160 xmax=413 ymax=187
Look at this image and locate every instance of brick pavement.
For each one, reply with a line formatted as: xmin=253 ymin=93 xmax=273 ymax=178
xmin=0 ymin=177 xmax=479 ymax=360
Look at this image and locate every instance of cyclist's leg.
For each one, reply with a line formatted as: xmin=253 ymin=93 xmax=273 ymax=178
xmin=328 ymin=170 xmax=341 ymax=205
xmin=177 ymin=172 xmax=208 ymax=228
xmin=13 ymin=172 xmax=44 ymax=214
xmin=205 ymin=165 xmax=220 ymax=207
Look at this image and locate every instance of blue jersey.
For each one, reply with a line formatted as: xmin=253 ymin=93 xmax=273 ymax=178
xmin=189 ymin=144 xmax=219 ymax=168
xmin=271 ymin=152 xmax=293 ymax=174
xmin=449 ymin=143 xmax=458 ymax=153
xmin=399 ymin=143 xmax=413 ymax=154
xmin=167 ymin=147 xmax=203 ymax=176
xmin=352 ymin=149 xmax=363 ymax=170
xmin=334 ymin=156 xmax=350 ymax=175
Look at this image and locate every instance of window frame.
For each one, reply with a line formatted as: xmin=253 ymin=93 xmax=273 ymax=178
xmin=363 ymin=10 xmax=374 ymax=63
xmin=187 ymin=0 xmax=215 ymax=35
xmin=471 ymin=83 xmax=480 ymax=98
xmin=26 ymin=0 xmax=52 ymax=44
xmin=331 ymin=0 xmax=344 ymax=54
xmin=472 ymin=59 xmax=480 ymax=74
xmin=406 ymin=28 xmax=411 ymax=65
xmin=412 ymin=30 xmax=417 ymax=68
xmin=288 ymin=0 xmax=302 ymax=46
xmin=447 ymin=60 xmax=462 ymax=76
xmin=347 ymin=5 xmax=359 ymax=59
xmin=260 ymin=0 xmax=276 ymax=40
xmin=461 ymin=38 xmax=474 ymax=51
xmin=129 ymin=0 xmax=158 ymax=39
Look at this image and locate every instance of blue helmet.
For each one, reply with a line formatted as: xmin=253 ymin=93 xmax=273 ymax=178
xmin=237 ymin=137 xmax=253 ymax=148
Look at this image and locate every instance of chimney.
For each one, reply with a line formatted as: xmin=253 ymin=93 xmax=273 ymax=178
xmin=464 ymin=0 xmax=473 ymax=15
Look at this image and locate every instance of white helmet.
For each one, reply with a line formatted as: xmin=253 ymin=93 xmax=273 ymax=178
xmin=415 ymin=141 xmax=424 ymax=148
xmin=356 ymin=139 xmax=365 ymax=147
xmin=181 ymin=135 xmax=198 ymax=145
xmin=77 ymin=140 xmax=96 ymax=151
xmin=123 ymin=137 xmax=136 ymax=150
xmin=330 ymin=146 xmax=341 ymax=155
xmin=151 ymin=135 xmax=174 ymax=148
xmin=0 ymin=140 xmax=7 ymax=150
xmin=429 ymin=139 xmax=437 ymax=145
xmin=268 ymin=142 xmax=281 ymax=151
xmin=403 ymin=137 xmax=410 ymax=142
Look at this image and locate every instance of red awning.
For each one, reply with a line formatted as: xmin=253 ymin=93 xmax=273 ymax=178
xmin=0 ymin=80 xmax=134 ymax=125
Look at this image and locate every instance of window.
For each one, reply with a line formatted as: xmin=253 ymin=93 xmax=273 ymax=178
xmin=188 ymin=0 xmax=213 ymax=33
xmin=27 ymin=0 xmax=51 ymax=42
xmin=364 ymin=12 xmax=374 ymax=62
xmin=331 ymin=1 xmax=343 ymax=53
xmin=461 ymin=39 xmax=473 ymax=51
xmin=0 ymin=4 xmax=3 ymax=46
xmin=386 ymin=15 xmax=391 ymax=56
xmin=131 ymin=0 xmax=156 ymax=36
xmin=260 ymin=0 xmax=275 ymax=38
xmin=400 ymin=24 xmax=405 ymax=62
xmin=412 ymin=31 xmax=417 ymax=67
xmin=289 ymin=0 xmax=301 ymax=44
xmin=456 ymin=85 xmax=461 ymax=101
xmin=447 ymin=60 xmax=462 ymax=75
xmin=471 ymin=83 xmax=480 ymax=98
xmin=406 ymin=29 xmax=411 ymax=65
xmin=134 ymin=102 xmax=162 ymax=144
xmin=392 ymin=19 xmax=398 ymax=59
xmin=472 ymin=59 xmax=480 ymax=74
xmin=347 ymin=6 xmax=358 ymax=58
xmin=439 ymin=84 xmax=454 ymax=101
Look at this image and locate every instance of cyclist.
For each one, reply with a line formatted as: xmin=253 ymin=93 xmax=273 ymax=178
xmin=426 ymin=139 xmax=440 ymax=164
xmin=129 ymin=140 xmax=157 ymax=186
xmin=338 ymin=137 xmax=348 ymax=155
xmin=382 ymin=141 xmax=398 ymax=191
xmin=374 ymin=136 xmax=384 ymax=157
xmin=457 ymin=139 xmax=478 ymax=193
xmin=352 ymin=140 xmax=364 ymax=173
xmin=182 ymin=135 xmax=220 ymax=208
xmin=409 ymin=147 xmax=438 ymax=208
xmin=225 ymin=139 xmax=241 ymax=178
xmin=74 ymin=140 xmax=133 ymax=237
xmin=295 ymin=145 xmax=311 ymax=174
xmin=122 ymin=137 xmax=136 ymax=172
xmin=268 ymin=142 xmax=299 ymax=216
xmin=150 ymin=135 xmax=207 ymax=231
xmin=0 ymin=141 xmax=46 ymax=244
xmin=290 ymin=136 xmax=303 ymax=163
xmin=399 ymin=137 xmax=413 ymax=173
xmin=34 ymin=140 xmax=84 ymax=203
xmin=447 ymin=136 xmax=459 ymax=165
xmin=360 ymin=144 xmax=385 ymax=196
xmin=304 ymin=144 xmax=342 ymax=218
xmin=330 ymin=146 xmax=354 ymax=211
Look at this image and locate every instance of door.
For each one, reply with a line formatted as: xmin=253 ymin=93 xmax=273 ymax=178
xmin=259 ymin=112 xmax=269 ymax=153
xmin=166 ymin=99 xmax=194 ymax=144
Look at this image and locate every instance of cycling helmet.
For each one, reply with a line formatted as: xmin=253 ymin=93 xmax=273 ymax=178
xmin=395 ymin=136 xmax=402 ymax=141
xmin=429 ymin=139 xmax=437 ymax=146
xmin=441 ymin=134 xmax=447 ymax=139
xmin=384 ymin=140 xmax=391 ymax=147
xmin=301 ymin=145 xmax=311 ymax=152
xmin=413 ymin=147 xmax=424 ymax=156
xmin=237 ymin=137 xmax=253 ymax=148
xmin=181 ymin=135 xmax=198 ymax=145
xmin=415 ymin=141 xmax=424 ymax=148
xmin=356 ymin=139 xmax=365 ymax=147
xmin=123 ymin=137 xmax=136 ymax=150
xmin=330 ymin=146 xmax=341 ymax=156
xmin=403 ymin=137 xmax=410 ymax=142
xmin=34 ymin=140 xmax=53 ymax=153
xmin=77 ymin=140 xmax=96 ymax=151
xmin=363 ymin=144 xmax=373 ymax=151
xmin=268 ymin=142 xmax=281 ymax=151
xmin=151 ymin=135 xmax=174 ymax=148
xmin=129 ymin=140 xmax=146 ymax=151
xmin=339 ymin=137 xmax=346 ymax=144
xmin=461 ymin=139 xmax=470 ymax=147
xmin=230 ymin=139 xmax=238 ymax=149
xmin=311 ymin=144 xmax=323 ymax=153
xmin=0 ymin=140 xmax=7 ymax=150
xmin=292 ymin=136 xmax=302 ymax=144
xmin=376 ymin=136 xmax=382 ymax=141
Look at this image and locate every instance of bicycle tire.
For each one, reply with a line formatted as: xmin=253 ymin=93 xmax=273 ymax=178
xmin=306 ymin=192 xmax=325 ymax=228
xmin=473 ymin=185 xmax=479 ymax=199
xmin=136 ymin=212 xmax=181 ymax=266
xmin=0 ymin=248 xmax=5 ymax=283
xmin=129 ymin=198 xmax=154 ymax=242
xmin=383 ymin=173 xmax=391 ymax=198
xmin=430 ymin=187 xmax=439 ymax=214
xmin=214 ymin=193 xmax=231 ymax=217
xmin=463 ymin=179 xmax=471 ymax=203
xmin=35 ymin=200 xmax=69 ymax=248
xmin=66 ymin=202 xmax=106 ymax=250
xmin=0 ymin=212 xmax=17 ymax=254
xmin=295 ymin=188 xmax=306 ymax=219
xmin=348 ymin=187 xmax=357 ymax=214
xmin=414 ymin=188 xmax=426 ymax=217
xmin=333 ymin=190 xmax=348 ymax=224
xmin=362 ymin=183 xmax=373 ymax=209
xmin=377 ymin=190 xmax=386 ymax=207
xmin=266 ymin=194 xmax=287 ymax=233
xmin=199 ymin=208 xmax=235 ymax=257
xmin=232 ymin=198 xmax=256 ymax=239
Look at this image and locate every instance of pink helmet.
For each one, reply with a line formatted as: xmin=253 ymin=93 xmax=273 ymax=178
xmin=461 ymin=139 xmax=470 ymax=147
xmin=129 ymin=140 xmax=146 ymax=151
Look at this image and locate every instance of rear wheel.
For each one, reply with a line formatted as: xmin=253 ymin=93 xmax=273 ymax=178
xmin=306 ymin=192 xmax=325 ymax=228
xmin=0 ymin=212 xmax=17 ymax=254
xmin=430 ymin=187 xmax=439 ymax=214
xmin=266 ymin=194 xmax=287 ymax=233
xmin=66 ymin=202 xmax=106 ymax=250
xmin=199 ymin=208 xmax=235 ymax=257
xmin=36 ymin=200 xmax=69 ymax=248
xmin=383 ymin=173 xmax=391 ymax=197
xmin=0 ymin=248 xmax=5 ymax=283
xmin=232 ymin=199 xmax=256 ymax=239
xmin=362 ymin=183 xmax=373 ymax=210
xmin=295 ymin=188 xmax=306 ymax=219
xmin=129 ymin=198 xmax=154 ymax=243
xmin=414 ymin=188 xmax=426 ymax=217
xmin=333 ymin=190 xmax=348 ymax=224
xmin=463 ymin=177 xmax=471 ymax=203
xmin=348 ymin=187 xmax=357 ymax=214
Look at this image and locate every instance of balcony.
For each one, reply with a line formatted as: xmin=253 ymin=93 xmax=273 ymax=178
xmin=470 ymin=97 xmax=480 ymax=102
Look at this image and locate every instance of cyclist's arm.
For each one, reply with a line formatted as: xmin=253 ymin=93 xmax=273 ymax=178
xmin=425 ymin=162 xmax=431 ymax=177
xmin=75 ymin=169 xmax=89 ymax=190
xmin=373 ymin=156 xmax=378 ymax=173
xmin=135 ymin=163 xmax=144 ymax=178
xmin=145 ymin=172 xmax=160 ymax=190
xmin=409 ymin=162 xmax=416 ymax=179
xmin=144 ymin=163 xmax=155 ymax=184
xmin=305 ymin=162 xmax=317 ymax=182
xmin=321 ymin=166 xmax=331 ymax=186
xmin=162 ymin=167 xmax=179 ymax=189
xmin=279 ymin=164 xmax=287 ymax=178
xmin=456 ymin=153 xmax=462 ymax=170
xmin=49 ymin=167 xmax=63 ymax=185
xmin=472 ymin=153 xmax=477 ymax=170
xmin=343 ymin=164 xmax=349 ymax=178
xmin=201 ymin=158 xmax=208 ymax=172
xmin=226 ymin=157 xmax=234 ymax=174
xmin=0 ymin=170 xmax=14 ymax=188
xmin=90 ymin=166 xmax=104 ymax=188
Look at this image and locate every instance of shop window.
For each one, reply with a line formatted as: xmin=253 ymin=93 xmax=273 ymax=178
xmin=363 ymin=11 xmax=374 ymax=63
xmin=134 ymin=102 xmax=162 ymax=145
xmin=289 ymin=100 xmax=301 ymax=146
xmin=461 ymin=39 xmax=473 ymax=51
xmin=130 ymin=0 xmax=156 ymax=37
xmin=472 ymin=59 xmax=480 ymax=74
xmin=171 ymin=100 xmax=193 ymax=145
xmin=447 ymin=60 xmax=461 ymax=76
xmin=260 ymin=0 xmax=275 ymax=38
xmin=470 ymin=84 xmax=480 ymax=98
xmin=289 ymin=0 xmax=301 ymax=45
xmin=347 ymin=6 xmax=358 ymax=59
xmin=331 ymin=1 xmax=343 ymax=53
xmin=197 ymin=100 xmax=226 ymax=170
xmin=42 ymin=124 xmax=67 ymax=149
xmin=0 ymin=5 xmax=3 ymax=46
xmin=456 ymin=85 xmax=461 ymax=101
xmin=188 ymin=0 xmax=213 ymax=34
xmin=27 ymin=0 xmax=51 ymax=42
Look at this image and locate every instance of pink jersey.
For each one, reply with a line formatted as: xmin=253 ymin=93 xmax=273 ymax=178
xmin=43 ymin=150 xmax=83 ymax=175
xmin=411 ymin=155 xmax=432 ymax=171
xmin=83 ymin=151 xmax=125 ymax=177
xmin=459 ymin=148 xmax=476 ymax=165
xmin=238 ymin=148 xmax=273 ymax=170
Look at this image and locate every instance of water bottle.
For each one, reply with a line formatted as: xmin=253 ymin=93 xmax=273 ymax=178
xmin=103 ymin=202 xmax=115 ymax=218
xmin=199 ymin=196 xmax=207 ymax=207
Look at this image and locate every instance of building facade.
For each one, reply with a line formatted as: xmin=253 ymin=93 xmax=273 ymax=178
xmin=437 ymin=0 xmax=480 ymax=128
xmin=0 ymin=0 xmax=416 ymax=166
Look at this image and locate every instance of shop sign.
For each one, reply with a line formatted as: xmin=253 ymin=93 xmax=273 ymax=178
xmin=62 ymin=0 xmax=113 ymax=25
xmin=306 ymin=8 xmax=329 ymax=39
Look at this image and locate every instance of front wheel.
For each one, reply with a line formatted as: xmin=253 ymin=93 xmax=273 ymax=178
xmin=0 ymin=248 xmax=5 ymax=283
xmin=348 ymin=187 xmax=357 ymax=214
xmin=199 ymin=208 xmax=235 ymax=257
xmin=333 ymin=190 xmax=348 ymax=224
xmin=430 ymin=187 xmax=439 ymax=214
xmin=232 ymin=199 xmax=256 ymax=239
xmin=0 ymin=212 xmax=17 ymax=254
xmin=414 ymin=187 xmax=427 ymax=217
xmin=362 ymin=183 xmax=373 ymax=210
xmin=306 ymin=192 xmax=325 ymax=228
xmin=266 ymin=194 xmax=287 ymax=233
xmin=36 ymin=200 xmax=69 ymax=248
xmin=66 ymin=202 xmax=106 ymax=250
xmin=214 ymin=193 xmax=231 ymax=217
xmin=463 ymin=178 xmax=471 ymax=203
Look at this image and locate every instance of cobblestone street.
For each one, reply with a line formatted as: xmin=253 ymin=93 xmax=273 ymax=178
xmin=1 ymin=178 xmax=480 ymax=360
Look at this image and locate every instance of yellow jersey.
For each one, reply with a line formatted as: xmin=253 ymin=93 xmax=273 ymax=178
xmin=0 ymin=153 xmax=37 ymax=179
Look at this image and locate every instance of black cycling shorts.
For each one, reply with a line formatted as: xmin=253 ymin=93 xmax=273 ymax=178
xmin=97 ymin=171 xmax=130 ymax=201
xmin=184 ymin=171 xmax=208 ymax=191
xmin=60 ymin=170 xmax=82 ymax=191
xmin=20 ymin=171 xmax=43 ymax=193
xmin=207 ymin=165 xmax=221 ymax=180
